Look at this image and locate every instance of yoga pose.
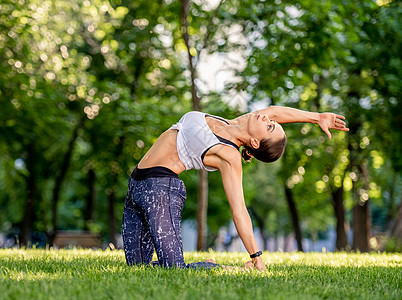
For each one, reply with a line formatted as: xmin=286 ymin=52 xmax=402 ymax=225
xmin=122 ymin=106 xmax=349 ymax=270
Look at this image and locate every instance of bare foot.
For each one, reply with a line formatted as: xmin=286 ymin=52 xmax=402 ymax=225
xmin=205 ymin=259 xmax=216 ymax=263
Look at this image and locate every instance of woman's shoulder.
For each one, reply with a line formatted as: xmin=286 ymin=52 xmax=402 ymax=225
xmin=183 ymin=111 xmax=205 ymax=116
xmin=205 ymin=143 xmax=242 ymax=170
xmin=177 ymin=111 xmax=206 ymax=122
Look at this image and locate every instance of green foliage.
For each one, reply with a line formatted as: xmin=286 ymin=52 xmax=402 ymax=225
xmin=0 ymin=0 xmax=191 ymax=238
xmin=385 ymin=237 xmax=402 ymax=253
xmin=0 ymin=249 xmax=400 ymax=300
xmin=229 ymin=0 xmax=402 ymax=241
xmin=0 ymin=0 xmax=401 ymax=248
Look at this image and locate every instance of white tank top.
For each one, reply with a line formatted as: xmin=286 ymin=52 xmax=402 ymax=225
xmin=170 ymin=111 xmax=239 ymax=171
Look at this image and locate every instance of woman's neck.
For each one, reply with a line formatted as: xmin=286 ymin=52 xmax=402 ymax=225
xmin=227 ymin=114 xmax=251 ymax=147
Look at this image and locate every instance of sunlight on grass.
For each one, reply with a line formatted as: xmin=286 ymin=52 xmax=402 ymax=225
xmin=0 ymin=249 xmax=401 ymax=300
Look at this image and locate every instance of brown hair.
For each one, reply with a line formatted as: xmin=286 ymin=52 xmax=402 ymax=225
xmin=241 ymin=135 xmax=287 ymax=163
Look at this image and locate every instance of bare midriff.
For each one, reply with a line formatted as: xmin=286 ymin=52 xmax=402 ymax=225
xmin=137 ymin=129 xmax=186 ymax=174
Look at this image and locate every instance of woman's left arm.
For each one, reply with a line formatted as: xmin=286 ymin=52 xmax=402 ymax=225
xmin=218 ymin=150 xmax=266 ymax=271
xmin=255 ymin=106 xmax=349 ymax=139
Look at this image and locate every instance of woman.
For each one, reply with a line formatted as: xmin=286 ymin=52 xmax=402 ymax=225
xmin=122 ymin=106 xmax=349 ymax=270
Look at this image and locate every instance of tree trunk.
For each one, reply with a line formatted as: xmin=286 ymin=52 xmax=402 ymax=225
xmin=20 ymin=148 xmax=36 ymax=247
xmin=196 ymin=169 xmax=208 ymax=250
xmin=391 ymin=197 xmax=402 ymax=240
xmin=284 ymin=185 xmax=303 ymax=251
xmin=331 ymin=186 xmax=348 ymax=250
xmin=180 ymin=0 xmax=200 ymax=110
xmin=108 ymin=187 xmax=117 ymax=247
xmin=49 ymin=122 xmax=81 ymax=245
xmin=84 ymin=168 xmax=96 ymax=230
xmin=352 ymin=164 xmax=371 ymax=252
xmin=352 ymin=201 xmax=371 ymax=252
xmin=249 ymin=206 xmax=267 ymax=251
xmin=386 ymin=173 xmax=399 ymax=232
xmin=345 ymin=95 xmax=372 ymax=252
xmin=181 ymin=0 xmax=209 ymax=251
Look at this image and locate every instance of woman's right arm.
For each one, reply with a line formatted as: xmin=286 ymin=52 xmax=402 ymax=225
xmin=257 ymin=105 xmax=321 ymax=124
xmin=218 ymin=150 xmax=266 ymax=271
xmin=254 ymin=106 xmax=349 ymax=139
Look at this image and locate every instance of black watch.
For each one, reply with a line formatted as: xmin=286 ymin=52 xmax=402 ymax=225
xmin=250 ymin=251 xmax=262 ymax=258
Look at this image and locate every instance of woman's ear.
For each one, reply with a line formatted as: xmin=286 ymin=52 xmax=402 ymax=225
xmin=250 ymin=138 xmax=260 ymax=149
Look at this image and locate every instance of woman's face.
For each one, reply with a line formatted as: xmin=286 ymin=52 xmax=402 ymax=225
xmin=248 ymin=113 xmax=285 ymax=146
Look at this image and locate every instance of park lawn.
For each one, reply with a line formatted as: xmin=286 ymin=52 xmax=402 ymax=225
xmin=0 ymin=249 xmax=400 ymax=300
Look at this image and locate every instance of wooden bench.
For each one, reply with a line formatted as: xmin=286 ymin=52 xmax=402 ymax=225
xmin=53 ymin=231 xmax=101 ymax=248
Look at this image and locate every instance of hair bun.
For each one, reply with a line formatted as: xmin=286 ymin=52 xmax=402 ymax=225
xmin=241 ymin=148 xmax=253 ymax=162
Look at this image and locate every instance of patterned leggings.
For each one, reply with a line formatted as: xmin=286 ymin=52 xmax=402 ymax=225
xmin=122 ymin=176 xmax=219 ymax=269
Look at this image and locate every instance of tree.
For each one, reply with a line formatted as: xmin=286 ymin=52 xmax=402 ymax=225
xmin=180 ymin=0 xmax=228 ymax=250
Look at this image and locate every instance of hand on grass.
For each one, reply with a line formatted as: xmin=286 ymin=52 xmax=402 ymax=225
xmin=244 ymin=261 xmax=254 ymax=269
xmin=318 ymin=113 xmax=349 ymax=139
xmin=244 ymin=257 xmax=266 ymax=271
xmin=206 ymin=258 xmax=266 ymax=271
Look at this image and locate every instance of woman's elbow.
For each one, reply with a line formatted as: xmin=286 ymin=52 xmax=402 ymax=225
xmin=231 ymin=206 xmax=248 ymax=220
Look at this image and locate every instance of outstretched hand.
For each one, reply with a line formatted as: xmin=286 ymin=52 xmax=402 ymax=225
xmin=318 ymin=113 xmax=349 ymax=139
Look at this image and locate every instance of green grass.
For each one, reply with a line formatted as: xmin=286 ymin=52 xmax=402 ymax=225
xmin=0 ymin=249 xmax=400 ymax=300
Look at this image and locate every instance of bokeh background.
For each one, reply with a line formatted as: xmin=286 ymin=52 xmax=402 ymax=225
xmin=0 ymin=0 xmax=401 ymax=252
